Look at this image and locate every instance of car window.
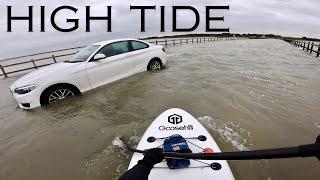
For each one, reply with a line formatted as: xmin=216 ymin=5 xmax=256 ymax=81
xmin=67 ymin=45 xmax=100 ymax=62
xmin=131 ymin=41 xmax=149 ymax=51
xmin=98 ymin=41 xmax=130 ymax=57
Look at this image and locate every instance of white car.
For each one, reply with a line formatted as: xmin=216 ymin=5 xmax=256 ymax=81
xmin=10 ymin=39 xmax=167 ymax=109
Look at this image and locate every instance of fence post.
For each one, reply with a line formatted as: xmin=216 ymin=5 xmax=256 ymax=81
xmin=303 ymin=42 xmax=306 ymax=50
xmin=156 ymin=40 xmax=158 ymax=45
xmin=31 ymin=59 xmax=38 ymax=69
xmin=186 ymin=39 xmax=188 ymax=44
xmin=0 ymin=65 xmax=7 ymax=78
xmin=173 ymin=40 xmax=176 ymax=46
xmin=52 ymin=55 xmax=57 ymax=63
xmin=310 ymin=43 xmax=314 ymax=54
xmin=192 ymin=38 xmax=193 ymax=43
xmin=165 ymin=39 xmax=168 ymax=46
xmin=307 ymin=42 xmax=310 ymax=52
xmin=317 ymin=43 xmax=320 ymax=57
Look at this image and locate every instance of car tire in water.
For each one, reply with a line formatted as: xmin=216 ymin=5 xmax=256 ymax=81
xmin=40 ymin=84 xmax=79 ymax=105
xmin=147 ymin=59 xmax=162 ymax=71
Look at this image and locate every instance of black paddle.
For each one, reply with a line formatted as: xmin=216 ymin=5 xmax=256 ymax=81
xmin=120 ymin=135 xmax=320 ymax=161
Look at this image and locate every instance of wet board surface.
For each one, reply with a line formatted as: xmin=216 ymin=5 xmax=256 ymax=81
xmin=128 ymin=108 xmax=235 ymax=180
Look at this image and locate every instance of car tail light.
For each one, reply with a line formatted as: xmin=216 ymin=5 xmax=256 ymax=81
xmin=162 ymin=47 xmax=166 ymax=52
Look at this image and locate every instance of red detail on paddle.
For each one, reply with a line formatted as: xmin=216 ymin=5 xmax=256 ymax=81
xmin=203 ymin=148 xmax=214 ymax=153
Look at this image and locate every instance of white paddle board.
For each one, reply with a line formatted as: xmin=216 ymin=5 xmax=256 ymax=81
xmin=128 ymin=108 xmax=235 ymax=180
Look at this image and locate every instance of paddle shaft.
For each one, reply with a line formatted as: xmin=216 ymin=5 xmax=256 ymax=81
xmin=121 ymin=136 xmax=320 ymax=161
xmin=163 ymin=143 xmax=320 ymax=160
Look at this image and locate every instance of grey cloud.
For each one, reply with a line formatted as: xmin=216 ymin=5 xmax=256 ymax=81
xmin=0 ymin=0 xmax=319 ymax=59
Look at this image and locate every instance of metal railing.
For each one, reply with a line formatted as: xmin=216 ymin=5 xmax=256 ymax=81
xmin=284 ymin=39 xmax=320 ymax=58
xmin=0 ymin=37 xmax=246 ymax=78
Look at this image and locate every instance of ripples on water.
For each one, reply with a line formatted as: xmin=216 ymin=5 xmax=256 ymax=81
xmin=0 ymin=39 xmax=320 ymax=180
xmin=198 ymin=116 xmax=252 ymax=151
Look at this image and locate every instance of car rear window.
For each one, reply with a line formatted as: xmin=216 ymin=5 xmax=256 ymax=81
xmin=131 ymin=41 xmax=149 ymax=51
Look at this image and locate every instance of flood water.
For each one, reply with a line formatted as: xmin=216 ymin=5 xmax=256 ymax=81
xmin=0 ymin=39 xmax=320 ymax=180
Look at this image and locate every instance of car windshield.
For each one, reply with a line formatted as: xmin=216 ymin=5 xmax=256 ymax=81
xmin=65 ymin=45 xmax=100 ymax=63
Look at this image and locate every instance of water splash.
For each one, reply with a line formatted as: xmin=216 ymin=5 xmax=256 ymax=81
xmin=83 ymin=135 xmax=142 ymax=179
xmin=315 ymin=121 xmax=320 ymax=129
xmin=112 ymin=137 xmax=125 ymax=148
xmin=198 ymin=116 xmax=252 ymax=151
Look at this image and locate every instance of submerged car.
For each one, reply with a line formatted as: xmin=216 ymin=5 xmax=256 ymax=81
xmin=10 ymin=39 xmax=167 ymax=109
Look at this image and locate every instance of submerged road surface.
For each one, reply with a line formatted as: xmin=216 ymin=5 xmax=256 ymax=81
xmin=0 ymin=39 xmax=320 ymax=180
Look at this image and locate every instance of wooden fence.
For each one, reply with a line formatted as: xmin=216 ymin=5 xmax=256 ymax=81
xmin=285 ymin=39 xmax=320 ymax=58
xmin=0 ymin=37 xmax=245 ymax=78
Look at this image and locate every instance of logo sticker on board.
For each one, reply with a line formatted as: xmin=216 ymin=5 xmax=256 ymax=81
xmin=168 ymin=114 xmax=182 ymax=125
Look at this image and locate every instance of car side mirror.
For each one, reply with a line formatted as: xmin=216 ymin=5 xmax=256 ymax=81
xmin=92 ymin=53 xmax=106 ymax=61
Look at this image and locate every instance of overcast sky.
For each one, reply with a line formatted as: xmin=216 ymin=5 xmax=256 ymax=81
xmin=0 ymin=0 xmax=319 ymax=59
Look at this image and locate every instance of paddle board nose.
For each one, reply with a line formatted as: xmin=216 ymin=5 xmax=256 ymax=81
xmin=128 ymin=108 xmax=235 ymax=180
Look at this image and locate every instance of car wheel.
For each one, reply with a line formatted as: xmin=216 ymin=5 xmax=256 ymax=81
xmin=42 ymin=85 xmax=76 ymax=105
xmin=148 ymin=59 xmax=162 ymax=71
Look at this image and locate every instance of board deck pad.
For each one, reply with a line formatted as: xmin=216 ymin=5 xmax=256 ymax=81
xmin=128 ymin=108 xmax=235 ymax=180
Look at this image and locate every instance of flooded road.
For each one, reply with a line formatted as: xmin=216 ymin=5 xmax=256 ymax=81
xmin=0 ymin=39 xmax=320 ymax=180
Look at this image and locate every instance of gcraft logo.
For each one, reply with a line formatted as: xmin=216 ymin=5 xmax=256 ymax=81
xmin=168 ymin=114 xmax=182 ymax=125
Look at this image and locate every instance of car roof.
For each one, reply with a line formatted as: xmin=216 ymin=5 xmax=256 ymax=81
xmin=92 ymin=38 xmax=146 ymax=46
